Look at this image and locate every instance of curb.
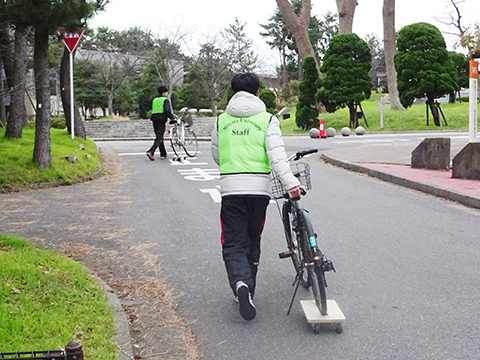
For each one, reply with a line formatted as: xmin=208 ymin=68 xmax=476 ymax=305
xmin=90 ymin=273 xmax=134 ymax=360
xmin=321 ymin=153 xmax=480 ymax=210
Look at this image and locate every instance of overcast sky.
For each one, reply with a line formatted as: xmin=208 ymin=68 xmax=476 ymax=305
xmin=89 ymin=0 xmax=479 ymax=74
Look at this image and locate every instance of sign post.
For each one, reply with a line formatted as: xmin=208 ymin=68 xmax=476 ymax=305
xmin=58 ymin=28 xmax=84 ymax=139
xmin=374 ymin=96 xmax=390 ymax=128
xmin=469 ymin=60 xmax=478 ymax=142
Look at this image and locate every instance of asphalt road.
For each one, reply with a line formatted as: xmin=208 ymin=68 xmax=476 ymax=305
xmin=101 ymin=135 xmax=480 ymax=360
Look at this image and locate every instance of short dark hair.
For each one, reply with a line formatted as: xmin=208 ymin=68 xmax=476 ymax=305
xmin=231 ymin=73 xmax=259 ymax=95
xmin=158 ymin=86 xmax=168 ymax=94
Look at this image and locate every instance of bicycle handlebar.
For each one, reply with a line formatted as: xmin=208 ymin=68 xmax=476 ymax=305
xmin=287 ymin=148 xmax=318 ymax=162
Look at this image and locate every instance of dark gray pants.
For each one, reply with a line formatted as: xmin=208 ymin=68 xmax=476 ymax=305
xmin=220 ymin=195 xmax=270 ymax=296
xmin=148 ymin=120 xmax=167 ymax=157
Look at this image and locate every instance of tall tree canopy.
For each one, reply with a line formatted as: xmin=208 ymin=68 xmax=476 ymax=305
xmin=222 ymin=18 xmax=258 ymax=73
xmin=394 ymin=22 xmax=458 ymax=126
xmin=317 ymin=33 xmax=371 ymax=128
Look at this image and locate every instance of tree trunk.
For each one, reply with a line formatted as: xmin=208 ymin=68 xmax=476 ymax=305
xmin=5 ymin=26 xmax=28 ymax=138
xmin=276 ymin=0 xmax=320 ymax=73
xmin=382 ymin=0 xmax=405 ymax=110
xmin=0 ymin=27 xmax=14 ymax=91
xmin=108 ymin=89 xmax=114 ymax=116
xmin=0 ymin=26 xmax=15 ymax=129
xmin=336 ymin=0 xmax=358 ymax=34
xmin=33 ymin=26 xmax=51 ymax=169
xmin=60 ymin=47 xmax=86 ymax=139
xmin=0 ymin=55 xmax=6 ymax=127
xmin=210 ymin=99 xmax=217 ymax=118
xmin=348 ymin=102 xmax=358 ymax=128
xmin=427 ymin=94 xmax=440 ymax=126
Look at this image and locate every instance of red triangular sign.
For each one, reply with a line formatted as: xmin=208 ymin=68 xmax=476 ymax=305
xmin=58 ymin=28 xmax=84 ymax=53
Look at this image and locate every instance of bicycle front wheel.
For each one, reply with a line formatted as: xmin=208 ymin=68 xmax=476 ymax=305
xmin=183 ymin=128 xmax=198 ymax=157
xmin=308 ymin=264 xmax=327 ymax=316
xmin=170 ymin=126 xmax=182 ymax=156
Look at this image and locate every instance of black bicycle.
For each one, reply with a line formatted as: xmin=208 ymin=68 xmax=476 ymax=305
xmin=272 ymin=149 xmax=339 ymax=334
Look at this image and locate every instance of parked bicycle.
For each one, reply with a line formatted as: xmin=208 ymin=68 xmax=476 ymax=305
xmin=272 ymin=149 xmax=339 ymax=334
xmin=169 ymin=107 xmax=198 ymax=159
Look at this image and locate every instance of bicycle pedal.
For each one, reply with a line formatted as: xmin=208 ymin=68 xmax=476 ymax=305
xmin=279 ymin=251 xmax=293 ymax=259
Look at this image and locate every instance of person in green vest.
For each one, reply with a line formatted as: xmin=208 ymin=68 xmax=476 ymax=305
xmin=146 ymin=86 xmax=175 ymax=161
xmin=211 ymin=73 xmax=302 ymax=321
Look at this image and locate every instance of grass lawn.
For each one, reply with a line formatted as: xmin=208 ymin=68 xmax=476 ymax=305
xmin=0 ymin=127 xmax=115 ymax=357
xmin=279 ymin=93 xmax=475 ymax=134
xmin=0 ymin=233 xmax=117 ymax=358
xmin=0 ymin=126 xmax=101 ymax=192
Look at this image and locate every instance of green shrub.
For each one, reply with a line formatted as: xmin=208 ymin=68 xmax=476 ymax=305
xmin=51 ymin=115 xmax=67 ymax=129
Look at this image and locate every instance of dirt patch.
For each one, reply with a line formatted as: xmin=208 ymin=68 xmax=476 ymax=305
xmin=0 ymin=146 xmax=202 ymax=360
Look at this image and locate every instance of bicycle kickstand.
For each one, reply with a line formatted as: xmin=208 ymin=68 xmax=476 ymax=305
xmin=286 ymin=271 xmax=304 ymax=316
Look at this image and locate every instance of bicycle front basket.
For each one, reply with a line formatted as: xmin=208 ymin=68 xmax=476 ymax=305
xmin=182 ymin=113 xmax=194 ymax=127
xmin=271 ymin=161 xmax=312 ymax=199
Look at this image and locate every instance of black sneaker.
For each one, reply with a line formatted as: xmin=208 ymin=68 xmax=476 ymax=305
xmin=236 ymin=281 xmax=256 ymax=320
xmin=146 ymin=151 xmax=155 ymax=161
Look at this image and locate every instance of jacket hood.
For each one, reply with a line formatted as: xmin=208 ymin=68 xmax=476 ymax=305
xmin=225 ymin=91 xmax=266 ymax=117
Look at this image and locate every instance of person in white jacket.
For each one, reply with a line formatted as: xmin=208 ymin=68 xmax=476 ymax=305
xmin=211 ymin=73 xmax=301 ymax=321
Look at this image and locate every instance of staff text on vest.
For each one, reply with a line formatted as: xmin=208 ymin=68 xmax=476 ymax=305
xmin=231 ymin=129 xmax=251 ymax=136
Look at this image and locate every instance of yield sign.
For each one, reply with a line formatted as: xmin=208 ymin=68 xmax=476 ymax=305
xmin=58 ymin=28 xmax=84 ymax=53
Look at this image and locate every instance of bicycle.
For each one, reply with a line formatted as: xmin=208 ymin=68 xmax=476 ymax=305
xmin=272 ymin=149 xmax=340 ymax=334
xmin=169 ymin=108 xmax=198 ymax=159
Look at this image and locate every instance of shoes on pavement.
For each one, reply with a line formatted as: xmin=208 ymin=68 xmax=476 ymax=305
xmin=146 ymin=151 xmax=155 ymax=161
xmin=236 ymin=281 xmax=256 ymax=321
xmin=160 ymin=154 xmax=167 ymax=160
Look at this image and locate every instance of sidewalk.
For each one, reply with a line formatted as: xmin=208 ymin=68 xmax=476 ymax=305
xmin=320 ymin=138 xmax=480 ymax=210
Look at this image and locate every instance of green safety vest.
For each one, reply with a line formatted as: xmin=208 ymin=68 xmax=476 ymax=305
xmin=217 ymin=111 xmax=272 ymax=174
xmin=152 ymin=96 xmax=167 ymax=114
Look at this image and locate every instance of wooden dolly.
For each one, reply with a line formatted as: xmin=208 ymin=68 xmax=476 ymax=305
xmin=300 ymin=299 xmax=345 ymax=334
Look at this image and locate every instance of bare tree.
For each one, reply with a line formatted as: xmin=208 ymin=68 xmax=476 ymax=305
xmin=275 ymin=0 xmax=319 ymax=71
xmin=335 ymin=0 xmax=358 ymax=34
xmin=383 ymin=0 xmax=404 ymax=110
xmin=193 ymin=40 xmax=233 ymax=117
xmin=78 ymin=50 xmax=139 ymax=116
xmin=436 ymin=0 xmax=480 ymax=59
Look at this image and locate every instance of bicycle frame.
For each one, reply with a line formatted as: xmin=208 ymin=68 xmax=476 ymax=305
xmin=274 ymin=148 xmax=335 ymax=320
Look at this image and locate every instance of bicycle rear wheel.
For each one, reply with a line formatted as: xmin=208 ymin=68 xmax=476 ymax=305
xmin=300 ymin=211 xmax=327 ymax=316
xmin=170 ymin=126 xmax=182 ymax=156
xmin=183 ymin=128 xmax=198 ymax=157
xmin=282 ymin=202 xmax=310 ymax=288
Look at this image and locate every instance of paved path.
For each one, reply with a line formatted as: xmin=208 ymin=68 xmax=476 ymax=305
xmin=321 ymin=137 xmax=480 ymax=210
xmin=1 ymin=134 xmax=479 ymax=359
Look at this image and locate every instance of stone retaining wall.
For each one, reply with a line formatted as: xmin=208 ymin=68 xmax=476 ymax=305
xmin=84 ymin=117 xmax=215 ymax=140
